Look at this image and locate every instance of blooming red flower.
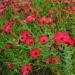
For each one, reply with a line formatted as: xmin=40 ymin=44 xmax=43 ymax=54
xmin=54 ymin=31 xmax=75 ymax=46
xmin=26 ymin=16 xmax=35 ymax=22
xmin=3 ymin=25 xmax=12 ymax=33
xmin=38 ymin=35 xmax=49 ymax=44
xmin=19 ymin=36 xmax=27 ymax=42
xmin=22 ymin=30 xmax=31 ymax=37
xmin=0 ymin=5 xmax=5 ymax=14
xmin=21 ymin=65 xmax=32 ymax=75
xmin=19 ymin=30 xmax=31 ymax=42
xmin=30 ymin=48 xmax=40 ymax=59
xmin=45 ymin=17 xmax=53 ymax=24
xmin=54 ymin=31 xmax=70 ymax=44
xmin=25 ymin=37 xmax=35 ymax=46
xmin=63 ymin=0 xmax=70 ymax=3
xmin=71 ymin=6 xmax=75 ymax=11
xmin=51 ymin=56 xmax=58 ymax=64
xmin=7 ymin=62 xmax=13 ymax=69
xmin=46 ymin=58 xmax=51 ymax=64
xmin=38 ymin=16 xmax=46 ymax=23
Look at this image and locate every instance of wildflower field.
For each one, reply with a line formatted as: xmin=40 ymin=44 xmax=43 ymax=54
xmin=0 ymin=0 xmax=75 ymax=75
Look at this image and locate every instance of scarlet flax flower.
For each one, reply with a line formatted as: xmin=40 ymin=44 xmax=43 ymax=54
xmin=38 ymin=16 xmax=46 ymax=23
xmin=51 ymin=56 xmax=58 ymax=64
xmin=46 ymin=58 xmax=51 ymax=64
xmin=25 ymin=37 xmax=35 ymax=46
xmin=71 ymin=6 xmax=75 ymax=11
xmin=54 ymin=31 xmax=75 ymax=46
xmin=45 ymin=17 xmax=53 ymax=24
xmin=2 ymin=25 xmax=12 ymax=33
xmin=54 ymin=31 xmax=70 ymax=44
xmin=30 ymin=48 xmax=40 ymax=59
xmin=21 ymin=65 xmax=32 ymax=75
xmin=38 ymin=35 xmax=49 ymax=44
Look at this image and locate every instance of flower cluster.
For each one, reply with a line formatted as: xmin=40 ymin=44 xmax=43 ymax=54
xmin=54 ymin=31 xmax=75 ymax=45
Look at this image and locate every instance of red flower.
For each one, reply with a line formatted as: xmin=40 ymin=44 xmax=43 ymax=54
xmin=38 ymin=16 xmax=46 ymax=23
xmin=54 ymin=31 xmax=75 ymax=46
xmin=19 ymin=36 xmax=27 ymax=42
xmin=19 ymin=30 xmax=31 ymax=42
xmin=45 ymin=17 xmax=53 ymax=24
xmin=21 ymin=65 xmax=32 ymax=75
xmin=22 ymin=30 xmax=31 ymax=37
xmin=25 ymin=37 xmax=35 ymax=46
xmin=61 ymin=8 xmax=65 ymax=13
xmin=5 ymin=43 xmax=12 ymax=49
xmin=51 ymin=56 xmax=58 ymax=64
xmin=71 ymin=6 xmax=75 ymax=11
xmin=2 ymin=0 xmax=10 ymax=6
xmin=72 ymin=0 xmax=75 ymax=3
xmin=51 ymin=23 xmax=56 ymax=29
xmin=3 ymin=25 xmax=12 ymax=33
xmin=38 ymin=35 xmax=49 ymax=44
xmin=5 ymin=19 xmax=14 ymax=26
xmin=46 ymin=58 xmax=51 ymax=64
xmin=2 ymin=0 xmax=10 ymax=3
xmin=67 ymin=37 xmax=75 ymax=46
xmin=26 ymin=16 xmax=35 ymax=22
xmin=30 ymin=48 xmax=40 ymax=59
xmin=7 ymin=62 xmax=13 ymax=69
xmin=0 ymin=5 xmax=5 ymax=14
xmin=63 ymin=0 xmax=70 ymax=4
xmin=54 ymin=31 xmax=70 ymax=44
xmin=54 ymin=45 xmax=59 ymax=50
xmin=20 ymin=5 xmax=25 ymax=10
xmin=49 ymin=9 xmax=54 ymax=16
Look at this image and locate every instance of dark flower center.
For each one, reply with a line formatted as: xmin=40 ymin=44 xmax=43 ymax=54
xmin=42 ymin=39 xmax=46 ymax=42
xmin=34 ymin=52 xmax=38 ymax=55
xmin=60 ymin=37 xmax=64 ymax=40
xmin=26 ymin=68 xmax=29 ymax=71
